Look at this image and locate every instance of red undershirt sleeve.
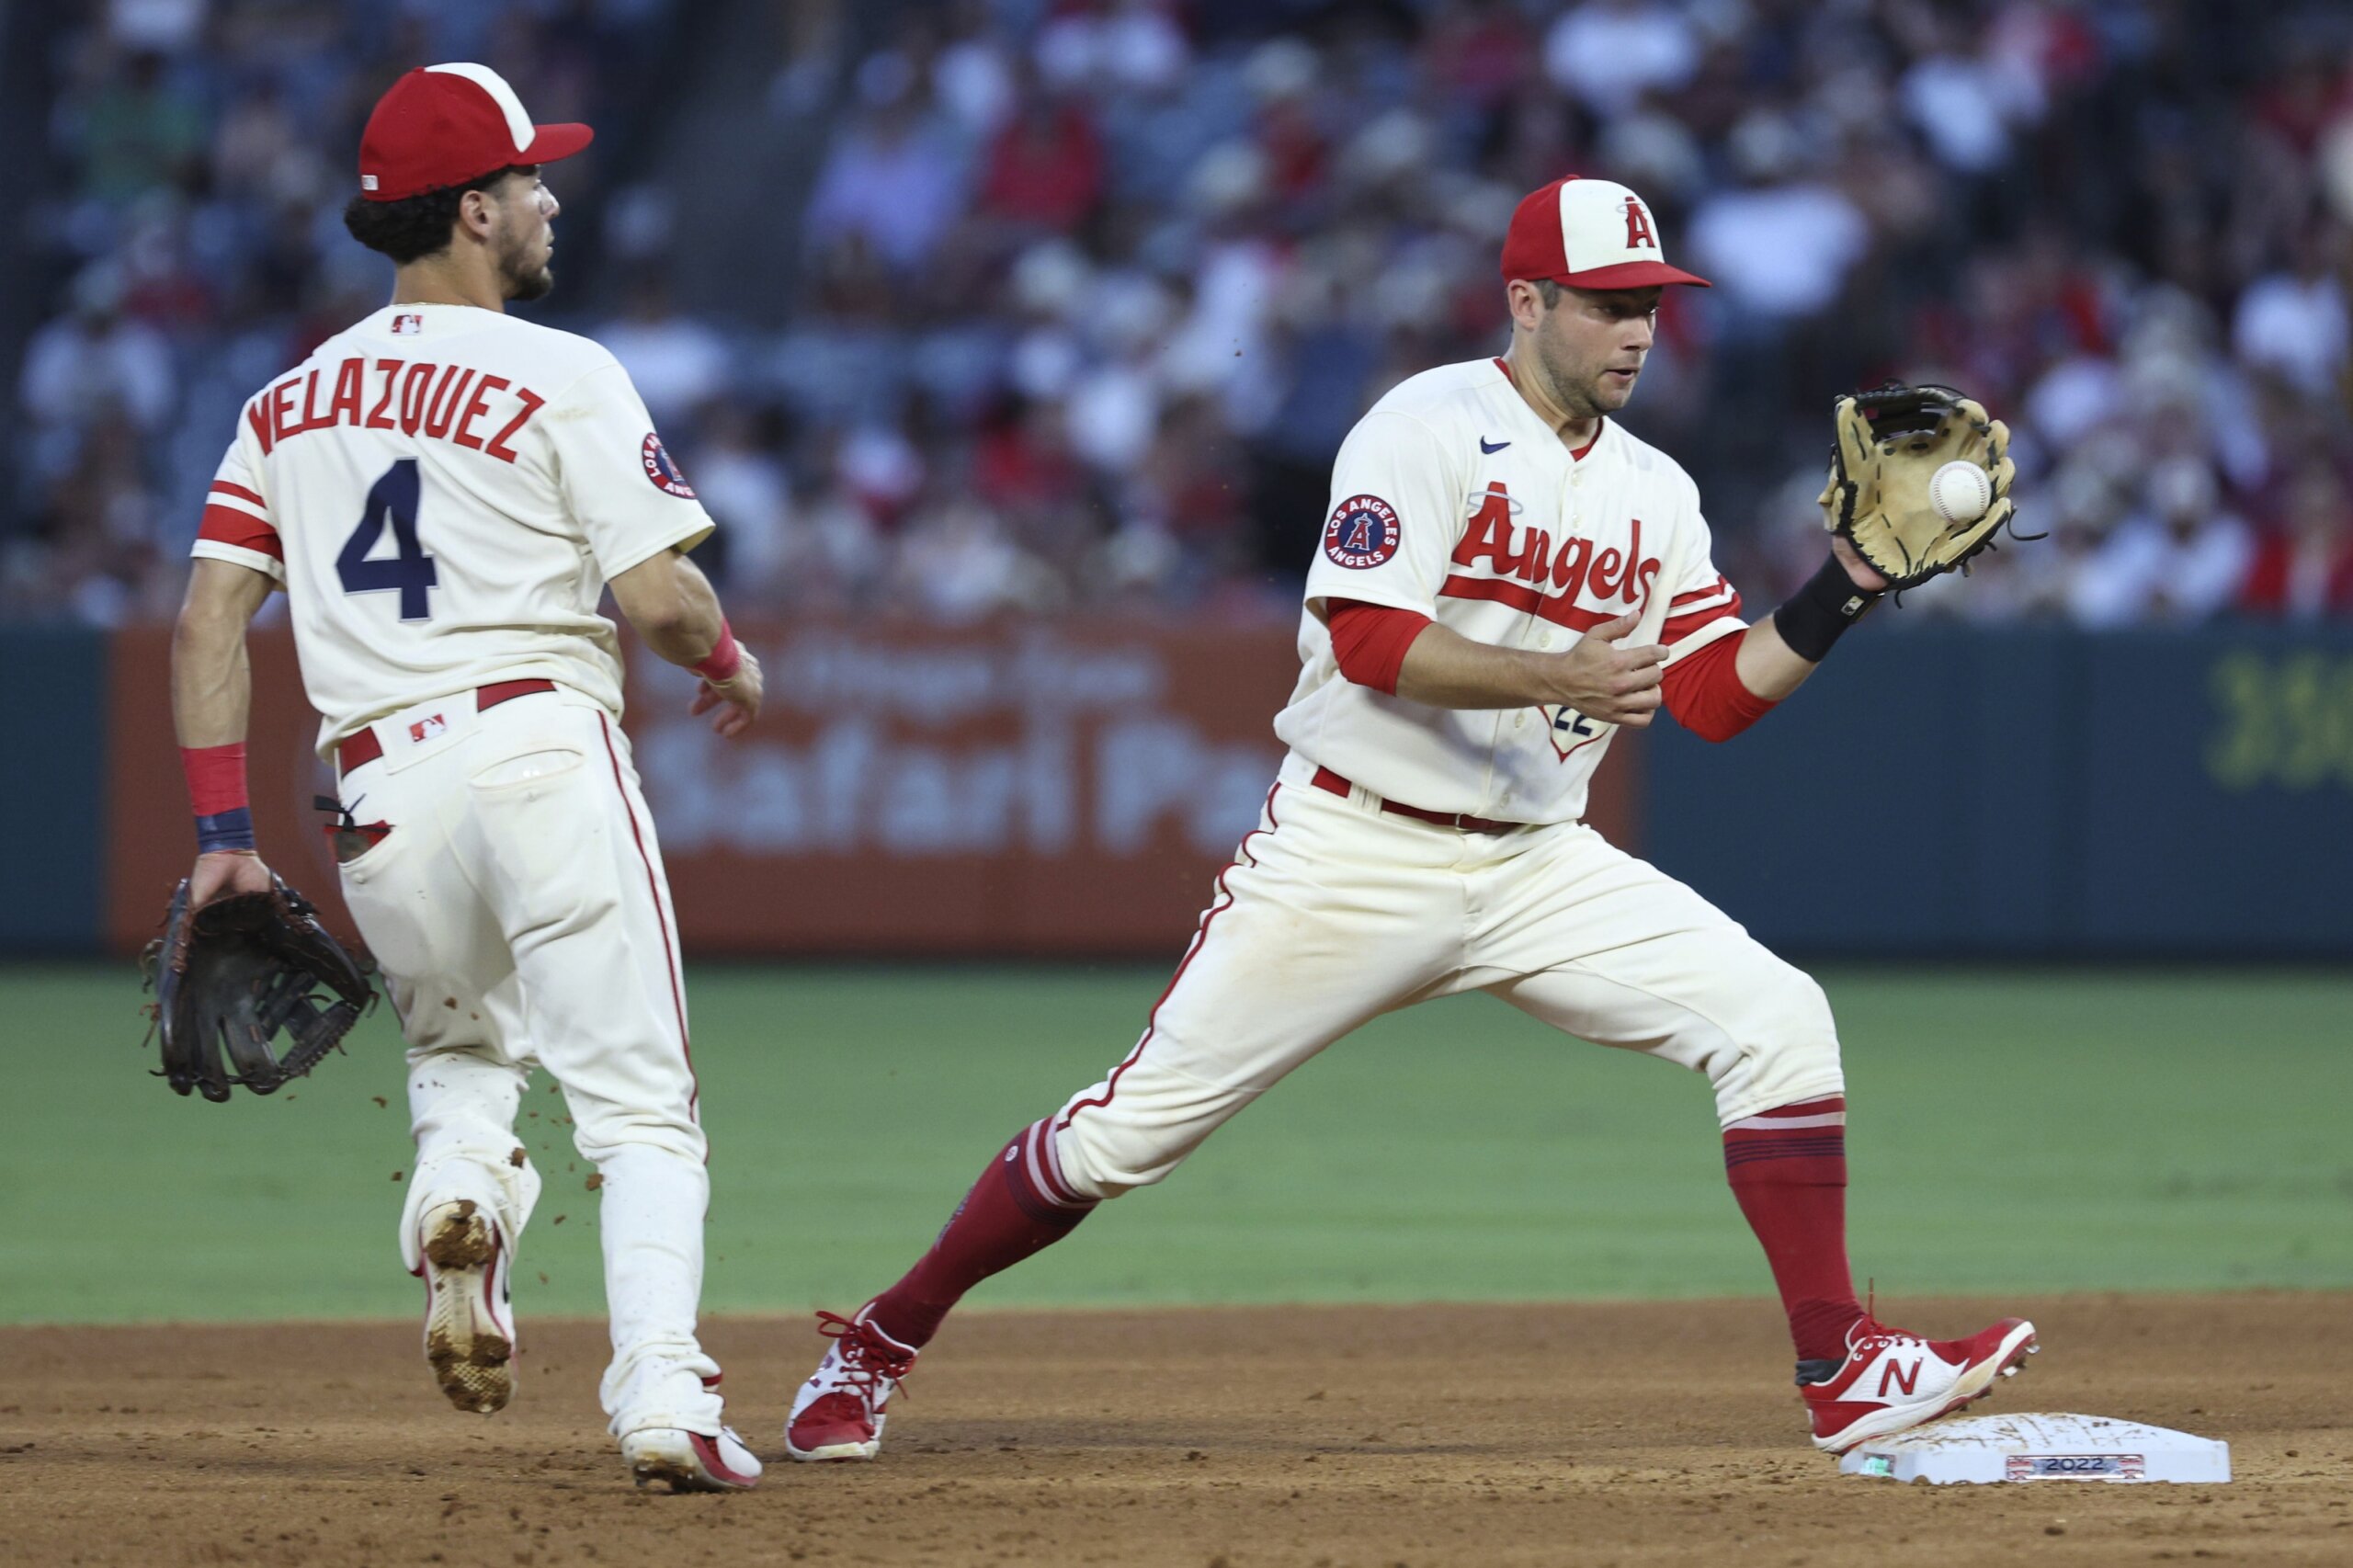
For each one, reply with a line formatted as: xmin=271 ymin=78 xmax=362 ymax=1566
xmin=1660 ymin=627 xmax=1778 ymax=742
xmin=1326 ymin=598 xmax=1433 ymax=697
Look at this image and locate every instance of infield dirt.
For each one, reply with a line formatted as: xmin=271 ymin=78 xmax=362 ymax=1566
xmin=3 ymin=1292 xmax=2344 ymax=1568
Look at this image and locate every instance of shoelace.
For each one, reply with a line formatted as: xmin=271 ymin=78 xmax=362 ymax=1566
xmin=1845 ymin=1316 xmax=1931 ymax=1359
xmin=815 ymin=1311 xmax=916 ymax=1399
xmin=1844 ymin=1286 xmax=1929 ymax=1359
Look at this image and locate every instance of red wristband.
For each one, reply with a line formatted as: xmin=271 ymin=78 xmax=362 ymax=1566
xmin=691 ymin=619 xmax=742 ymax=684
xmin=180 ymin=743 xmax=250 ymax=816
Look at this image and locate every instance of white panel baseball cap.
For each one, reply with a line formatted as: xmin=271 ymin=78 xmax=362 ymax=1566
xmin=358 ymin=63 xmax=593 ymax=202
xmin=1499 ymin=175 xmax=1710 ymax=290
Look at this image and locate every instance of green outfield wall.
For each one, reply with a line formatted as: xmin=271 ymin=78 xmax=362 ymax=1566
xmin=1644 ymin=624 xmax=2353 ymax=957
xmin=0 ymin=627 xmax=108 ymax=952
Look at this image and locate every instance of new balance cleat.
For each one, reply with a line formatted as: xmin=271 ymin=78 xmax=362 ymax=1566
xmin=785 ymin=1306 xmax=917 ymax=1461
xmin=1801 ymin=1315 xmax=2038 ymax=1453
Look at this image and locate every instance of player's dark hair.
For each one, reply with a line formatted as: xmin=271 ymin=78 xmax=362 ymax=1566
xmin=342 ymin=166 xmax=529 ymax=265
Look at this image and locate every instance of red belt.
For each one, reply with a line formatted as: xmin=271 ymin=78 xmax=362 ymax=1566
xmin=337 ymin=679 xmax=557 ymax=774
xmin=1311 ymin=767 xmax=1527 ymax=834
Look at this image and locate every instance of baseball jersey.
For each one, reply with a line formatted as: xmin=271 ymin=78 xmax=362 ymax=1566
xmin=190 ymin=302 xmax=716 ymax=757
xmin=1274 ymin=356 xmax=1744 ymax=824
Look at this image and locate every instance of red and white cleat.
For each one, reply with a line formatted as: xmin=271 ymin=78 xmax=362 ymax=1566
xmin=1802 ymin=1315 xmax=2039 ymax=1453
xmin=785 ymin=1306 xmax=917 ymax=1462
xmin=620 ymin=1426 xmax=763 ymax=1492
xmin=418 ymin=1199 xmax=515 ymax=1415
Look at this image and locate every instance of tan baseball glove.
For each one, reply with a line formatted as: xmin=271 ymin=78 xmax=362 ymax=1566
xmin=1816 ymin=382 xmax=2020 ymax=590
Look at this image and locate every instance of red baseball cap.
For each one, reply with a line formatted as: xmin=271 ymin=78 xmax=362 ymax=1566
xmin=358 ymin=63 xmax=593 ymax=203
xmin=1500 ymin=176 xmax=1710 ymax=290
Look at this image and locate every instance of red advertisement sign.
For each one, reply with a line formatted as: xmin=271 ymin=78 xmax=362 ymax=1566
xmin=105 ymin=619 xmax=1641 ymax=956
xmin=108 ymin=621 xmax=354 ymax=954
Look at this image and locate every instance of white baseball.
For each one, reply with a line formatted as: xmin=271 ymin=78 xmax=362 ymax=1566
xmin=1929 ymin=460 xmax=1993 ymax=524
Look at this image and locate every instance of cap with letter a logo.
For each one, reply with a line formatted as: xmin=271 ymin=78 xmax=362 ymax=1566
xmin=358 ymin=63 xmax=594 ymax=202
xmin=1499 ymin=176 xmax=1711 ymax=290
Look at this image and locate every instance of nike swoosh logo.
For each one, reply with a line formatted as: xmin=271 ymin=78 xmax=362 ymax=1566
xmin=1481 ymin=437 xmax=1510 ymax=454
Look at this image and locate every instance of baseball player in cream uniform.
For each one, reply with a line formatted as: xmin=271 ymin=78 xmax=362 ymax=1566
xmin=786 ymin=176 xmax=2035 ymax=1461
xmin=170 ymin=66 xmax=763 ymax=1492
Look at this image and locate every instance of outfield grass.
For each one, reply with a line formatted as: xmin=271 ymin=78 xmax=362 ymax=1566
xmin=3 ymin=963 xmax=2346 ymax=1324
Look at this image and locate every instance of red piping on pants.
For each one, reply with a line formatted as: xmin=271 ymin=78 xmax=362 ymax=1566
xmin=597 ymin=712 xmax=699 ymax=1117
xmin=1057 ymin=783 xmax=1283 ymax=1132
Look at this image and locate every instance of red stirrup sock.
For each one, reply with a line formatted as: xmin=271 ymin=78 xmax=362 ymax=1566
xmin=1724 ymin=1095 xmax=1865 ymax=1363
xmin=867 ymin=1119 xmax=1096 ymax=1348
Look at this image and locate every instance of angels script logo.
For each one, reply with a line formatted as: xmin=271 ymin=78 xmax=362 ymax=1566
xmin=1449 ymin=483 xmax=1662 ymax=625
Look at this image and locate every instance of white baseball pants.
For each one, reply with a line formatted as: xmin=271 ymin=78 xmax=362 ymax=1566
xmin=1051 ymin=758 xmax=1844 ymax=1200
xmin=335 ymin=685 xmax=723 ymax=1437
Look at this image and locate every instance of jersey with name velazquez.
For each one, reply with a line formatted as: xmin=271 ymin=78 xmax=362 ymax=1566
xmin=188 ymin=302 xmax=716 ymax=757
xmin=1275 ymin=356 xmax=1743 ymax=824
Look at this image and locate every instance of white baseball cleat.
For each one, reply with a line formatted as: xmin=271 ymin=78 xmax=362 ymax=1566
xmin=418 ymin=1199 xmax=515 ymax=1415
xmin=1802 ymin=1314 xmax=2039 ymax=1453
xmin=620 ymin=1426 xmax=764 ymax=1492
xmin=785 ymin=1306 xmax=918 ymax=1461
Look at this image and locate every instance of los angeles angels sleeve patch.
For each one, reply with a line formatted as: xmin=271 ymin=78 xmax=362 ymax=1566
xmin=642 ymin=432 xmax=697 ymax=498
xmin=1323 ymin=494 xmax=1402 ymax=569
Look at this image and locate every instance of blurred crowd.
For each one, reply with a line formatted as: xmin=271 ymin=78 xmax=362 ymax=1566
xmin=7 ymin=0 xmax=675 ymax=625
xmin=12 ymin=0 xmax=2353 ymax=631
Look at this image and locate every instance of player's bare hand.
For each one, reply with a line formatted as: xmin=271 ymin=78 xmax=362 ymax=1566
xmin=189 ymin=850 xmax=274 ymax=910
xmin=688 ymin=648 xmax=763 ymax=738
xmin=1831 ymin=534 xmax=1890 ymax=594
xmin=1544 ymin=611 xmax=1667 ymax=728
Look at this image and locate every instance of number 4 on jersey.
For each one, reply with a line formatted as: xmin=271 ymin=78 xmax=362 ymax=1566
xmin=337 ymin=458 xmax=438 ymax=620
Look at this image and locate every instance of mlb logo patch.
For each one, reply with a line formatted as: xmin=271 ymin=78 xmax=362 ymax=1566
xmin=392 ymin=312 xmax=423 ymax=336
xmin=407 ymin=712 xmax=448 ymax=744
xmin=1323 ymin=494 xmax=1402 ymax=569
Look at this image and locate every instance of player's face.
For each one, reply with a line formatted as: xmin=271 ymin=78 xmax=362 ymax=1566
xmin=1532 ymin=287 xmax=1661 ymax=421
xmin=488 ymin=170 xmax=561 ymax=302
